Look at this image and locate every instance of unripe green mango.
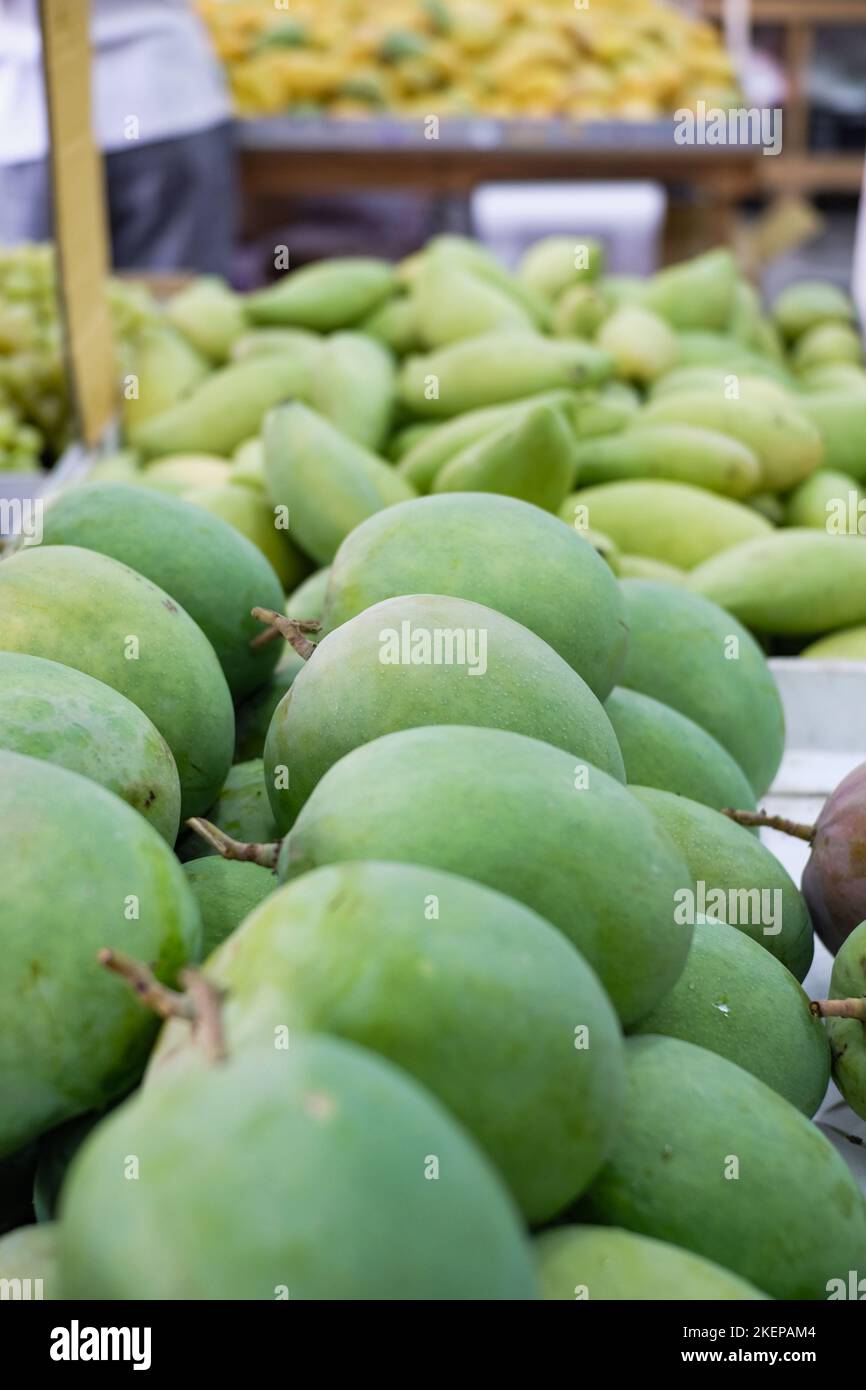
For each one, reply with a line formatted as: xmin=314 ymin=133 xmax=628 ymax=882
xmin=565 ymin=480 xmax=771 ymax=570
xmin=801 ymin=625 xmax=866 ymax=660
xmin=727 ymin=280 xmax=767 ymax=352
xmin=0 ymin=1224 xmax=60 ymax=1300
xmin=396 ymin=389 xmax=576 ymax=491
xmin=580 ymin=1035 xmax=866 ymax=1300
xmin=793 ymin=321 xmax=863 ymax=374
xmin=798 ymin=363 xmax=866 ymax=394
xmin=519 ymin=235 xmax=604 ymax=300
xmin=398 ymin=330 xmax=612 ymax=418
xmin=0 ymin=751 xmax=200 ymax=1157
xmin=605 ymin=688 xmax=756 ymax=812
xmin=596 ymin=305 xmax=679 ymax=385
xmin=287 ymin=565 xmax=331 ymax=621
xmin=799 ymin=391 xmax=866 ymax=481
xmin=230 ymin=326 xmax=324 ymax=365
xmin=639 ymin=249 xmax=738 ymax=330
xmin=164 ymin=276 xmax=246 ymax=363
xmin=783 ymin=468 xmax=862 ymax=530
xmin=643 ymin=389 xmax=824 ymax=492
xmin=773 ymin=279 xmax=856 ymax=341
xmin=280 ymin=726 xmax=691 ymax=1026
xmin=0 ymin=652 xmax=180 ymax=844
xmin=181 ymin=760 xmax=279 ymax=863
xmin=139 ymin=454 xmax=230 ymax=494
xmin=0 ymin=546 xmax=234 ymax=818
xmin=321 ymin=493 xmax=627 ymax=700
xmin=552 ymin=283 xmax=610 ymax=339
xmin=385 ymin=421 xmax=435 ymax=462
xmin=650 ymin=364 xmax=792 ymax=400
xmin=620 ymin=580 xmax=785 ymax=797
xmin=183 ymin=857 xmax=274 ymax=958
xmin=245 ymin=258 xmax=397 ymax=330
xmin=617 ymin=554 xmax=686 ymax=584
xmin=535 ymin=1225 xmax=768 ymax=1301
xmin=411 ymin=259 xmax=533 ymax=347
xmin=361 ymin=294 xmax=423 ymax=355
xmin=425 ymin=234 xmax=553 ymax=328
xmin=230 ymin=437 xmax=265 ymax=489
xmin=39 ymin=483 xmax=286 ymax=700
xmin=431 ymin=403 xmax=576 ymax=512
xmin=823 ymin=920 xmax=866 ymax=1121
xmin=672 ymin=330 xmax=787 ymax=375
xmin=121 ymin=322 xmax=209 ymax=434
xmin=87 ymin=449 xmax=141 ymax=483
xmin=571 ymin=382 xmax=641 ymax=438
xmin=182 ymin=481 xmax=308 ymax=592
xmin=689 ymin=531 xmax=866 ymax=636
xmin=61 ymin=1038 xmax=536 ymax=1300
xmin=131 ymin=355 xmax=313 ymax=459
xmin=264 ymin=594 xmax=626 ymax=827
xmin=310 ymin=332 xmax=395 ymax=450
xmin=153 ymin=861 xmax=625 ymax=1221
xmin=635 ymin=920 xmax=830 ymax=1115
xmin=632 ymin=787 xmax=813 ymax=980
xmin=572 ymin=424 xmax=761 ymax=499
xmin=263 ymin=402 xmax=416 ymax=566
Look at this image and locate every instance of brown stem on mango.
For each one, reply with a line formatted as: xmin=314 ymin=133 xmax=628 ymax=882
xmin=185 ymin=817 xmax=281 ymax=870
xmin=721 ymin=809 xmax=815 ymax=842
xmin=250 ymin=607 xmax=320 ymax=659
xmin=811 ymin=997 xmax=866 ymax=1023
xmin=97 ymin=948 xmax=228 ymax=1064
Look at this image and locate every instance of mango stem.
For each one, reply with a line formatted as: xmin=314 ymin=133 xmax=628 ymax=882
xmin=97 ymin=949 xmax=227 ymax=1062
xmin=811 ymin=997 xmax=866 ymax=1024
xmin=721 ymin=809 xmax=814 ymax=841
xmin=185 ymin=817 xmax=281 ymax=870
xmin=250 ymin=607 xmax=320 ymax=659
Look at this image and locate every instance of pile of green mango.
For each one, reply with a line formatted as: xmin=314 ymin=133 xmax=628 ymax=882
xmin=1 ymin=233 xmax=866 ymax=1302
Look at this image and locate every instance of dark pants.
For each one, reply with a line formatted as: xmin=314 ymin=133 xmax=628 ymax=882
xmin=0 ymin=122 xmax=236 ymax=275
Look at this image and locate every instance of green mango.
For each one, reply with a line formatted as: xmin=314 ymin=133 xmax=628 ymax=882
xmin=38 ymin=483 xmax=285 ymax=701
xmin=278 ymin=726 xmax=691 ymax=1026
xmin=321 ymin=493 xmax=627 ymax=700
xmin=518 ymin=235 xmax=604 ymax=299
xmin=639 ymin=250 xmax=738 ymax=330
xmin=0 ymin=1224 xmax=60 ymax=1300
xmin=783 ymin=468 xmax=862 ymax=529
xmin=580 ymin=1035 xmax=866 ymax=1300
xmin=264 ymin=403 xmax=415 ymax=566
xmin=596 ymin=305 xmax=679 ymax=385
xmin=0 ymin=751 xmax=200 ymax=1157
xmin=310 ymin=332 xmax=395 ymax=450
xmin=619 ymin=580 xmax=785 ymax=797
xmin=385 ymin=421 xmax=435 ymax=462
xmin=632 ymin=787 xmax=813 ymax=980
xmin=552 ymin=283 xmax=610 ymax=339
xmin=689 ymin=531 xmax=866 ymax=636
xmin=617 ymin=554 xmax=686 ymax=584
xmin=572 ymin=424 xmax=761 ymax=499
xmin=165 ymin=276 xmax=246 ymax=363
xmin=727 ymin=280 xmax=769 ymax=353
xmin=246 ymin=258 xmax=397 ymax=330
xmin=153 ymin=861 xmax=625 ymax=1221
xmin=234 ymin=652 xmax=305 ymax=762
xmin=431 ymin=403 xmax=576 ymax=512
xmin=34 ymin=1113 xmax=103 ymax=1223
xmin=822 ymin=920 xmax=866 ymax=1121
xmin=264 ymin=593 xmax=626 ymax=828
xmin=571 ymin=382 xmax=641 ymax=439
xmin=121 ymin=322 xmax=209 ymax=434
xmin=563 ymin=480 xmax=771 ymax=570
xmin=0 ymin=652 xmax=180 ymax=844
xmin=396 ymin=390 xmax=576 ymax=491
xmin=131 ymin=355 xmax=313 ymax=460
xmin=801 ymin=626 xmax=866 ymax=660
xmin=361 ymin=295 xmax=423 ymax=355
xmin=642 ymin=389 xmax=824 ymax=492
xmin=398 ymin=330 xmax=612 ymax=418
xmin=229 ymin=437 xmax=266 ymax=489
xmin=230 ymin=326 xmax=324 ymax=366
xmin=182 ymin=481 xmax=308 ymax=593
xmin=423 ymin=235 xmax=552 ymax=328
xmin=87 ymin=449 xmax=141 ymax=483
xmin=139 ymin=454 xmax=231 ymax=494
xmin=605 ymin=688 xmax=756 ymax=812
xmin=60 ymin=1038 xmax=536 ymax=1299
xmin=0 ymin=546 xmax=233 ymax=818
xmin=411 ymin=259 xmax=533 ymax=347
xmin=183 ymin=857 xmax=274 ymax=957
xmin=535 ymin=1225 xmax=768 ymax=1301
xmin=773 ymin=280 xmax=856 ymax=341
xmin=181 ymin=760 xmax=279 ymax=863
xmin=798 ymin=363 xmax=866 ymax=395
xmin=671 ymin=330 xmax=787 ymax=374
xmin=800 ymin=392 xmax=866 ymax=482
xmin=635 ymin=920 xmax=830 ymax=1116
xmin=650 ymin=364 xmax=792 ymax=400
xmin=286 ymin=565 xmax=331 ymax=621
xmin=793 ymin=322 xmax=863 ymax=374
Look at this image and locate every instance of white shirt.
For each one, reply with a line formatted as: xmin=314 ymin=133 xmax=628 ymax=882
xmin=0 ymin=0 xmax=230 ymax=165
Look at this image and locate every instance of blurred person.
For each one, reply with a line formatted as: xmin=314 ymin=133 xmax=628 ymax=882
xmin=0 ymin=0 xmax=236 ymax=273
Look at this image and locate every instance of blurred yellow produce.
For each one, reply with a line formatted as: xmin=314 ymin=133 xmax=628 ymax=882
xmin=198 ymin=0 xmax=740 ymax=120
